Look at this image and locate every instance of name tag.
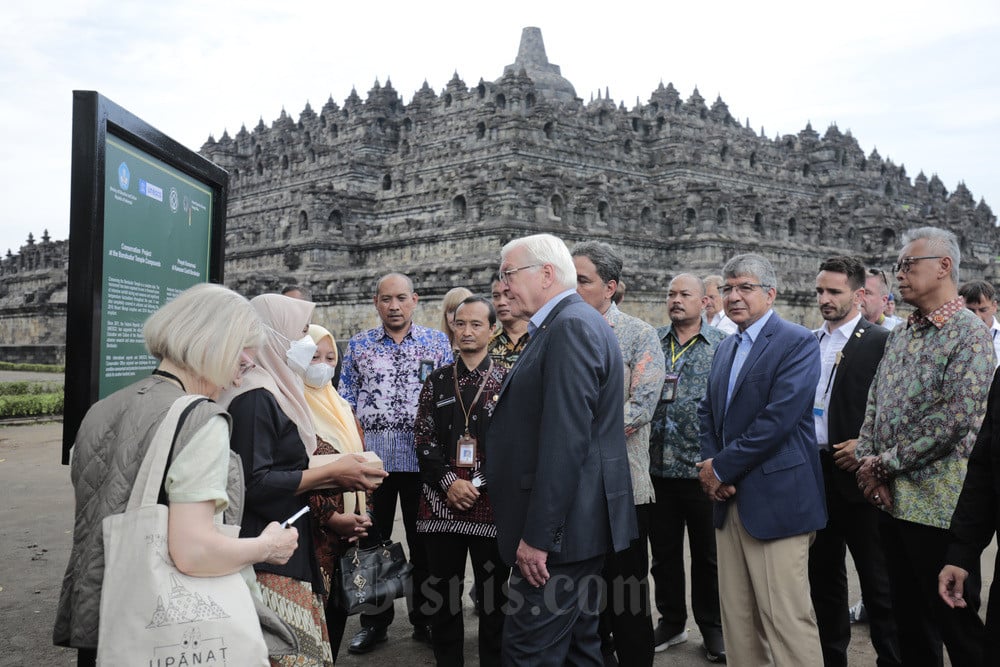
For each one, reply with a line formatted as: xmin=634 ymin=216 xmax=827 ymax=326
xmin=436 ymin=396 xmax=456 ymax=408
xmin=813 ymin=404 xmax=824 ymax=417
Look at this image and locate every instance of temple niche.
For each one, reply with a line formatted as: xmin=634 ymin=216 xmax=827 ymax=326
xmin=1 ymin=27 xmax=996 ymax=354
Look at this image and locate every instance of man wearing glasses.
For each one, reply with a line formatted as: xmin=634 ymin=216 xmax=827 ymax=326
xmin=485 ymin=233 xmax=637 ymax=666
xmin=696 ymin=253 xmax=826 ymax=664
xmin=855 ymin=227 xmax=991 ymax=665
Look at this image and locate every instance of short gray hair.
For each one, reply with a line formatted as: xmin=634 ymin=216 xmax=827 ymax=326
xmin=144 ymin=283 xmax=264 ymax=388
xmin=901 ymin=226 xmax=960 ymax=283
xmin=501 ymin=234 xmax=576 ymax=290
xmin=722 ymin=254 xmax=778 ymax=291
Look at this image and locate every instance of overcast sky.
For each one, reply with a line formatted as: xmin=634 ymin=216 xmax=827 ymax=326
xmin=1 ymin=0 xmax=998 ymax=256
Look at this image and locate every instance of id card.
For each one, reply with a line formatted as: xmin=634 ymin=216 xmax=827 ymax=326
xmin=456 ymin=433 xmax=477 ymax=467
xmin=661 ymin=374 xmax=679 ymax=402
xmin=419 ymin=359 xmax=435 ymax=383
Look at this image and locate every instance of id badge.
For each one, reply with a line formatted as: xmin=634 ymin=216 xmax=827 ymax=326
xmin=813 ymin=402 xmax=824 ymax=417
xmin=456 ymin=433 xmax=477 ymax=467
xmin=661 ymin=374 xmax=679 ymax=402
xmin=418 ymin=359 xmax=435 ymax=383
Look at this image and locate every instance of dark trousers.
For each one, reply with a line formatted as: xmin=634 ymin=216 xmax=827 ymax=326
xmin=599 ymin=504 xmax=653 ymax=666
xmin=809 ymin=453 xmax=900 ymax=667
xmin=503 ymin=554 xmax=605 ymax=667
xmin=878 ymin=513 xmax=985 ymax=667
xmin=362 ymin=471 xmax=431 ymax=630
xmin=422 ymin=532 xmax=509 ymax=667
xmin=648 ymin=477 xmax=722 ymax=636
xmin=326 ymin=593 xmax=348 ymax=662
xmin=77 ymin=649 xmax=96 ymax=666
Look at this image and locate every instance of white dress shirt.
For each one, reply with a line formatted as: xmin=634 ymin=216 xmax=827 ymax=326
xmin=710 ymin=312 xmax=739 ymax=335
xmin=813 ymin=313 xmax=862 ymax=449
xmin=991 ymin=318 xmax=1000 ymax=368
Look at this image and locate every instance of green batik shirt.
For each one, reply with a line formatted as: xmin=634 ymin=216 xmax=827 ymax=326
xmin=649 ymin=322 xmax=728 ymax=479
xmin=855 ymin=299 xmax=993 ymax=528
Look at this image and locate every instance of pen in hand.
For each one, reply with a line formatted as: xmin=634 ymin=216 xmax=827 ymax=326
xmin=281 ymin=506 xmax=310 ymax=528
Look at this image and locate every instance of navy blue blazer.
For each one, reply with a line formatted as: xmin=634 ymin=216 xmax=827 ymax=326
xmin=484 ymin=292 xmax=638 ymax=566
xmin=698 ymin=311 xmax=827 ymax=540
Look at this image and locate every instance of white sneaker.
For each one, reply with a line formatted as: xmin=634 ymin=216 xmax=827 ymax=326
xmin=653 ymin=628 xmax=689 ymax=652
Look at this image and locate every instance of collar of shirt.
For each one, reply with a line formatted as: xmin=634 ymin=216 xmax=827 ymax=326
xmin=991 ymin=318 xmax=1000 ymax=339
xmin=456 ymin=355 xmax=492 ymax=375
xmin=375 ymin=324 xmax=413 ymax=342
xmin=816 ymin=312 xmax=862 ymax=343
xmin=529 ymin=288 xmax=577 ymax=336
xmin=740 ymin=308 xmax=774 ymax=344
xmin=663 ymin=322 xmax=706 ymax=346
xmin=908 ymin=297 xmax=965 ymax=330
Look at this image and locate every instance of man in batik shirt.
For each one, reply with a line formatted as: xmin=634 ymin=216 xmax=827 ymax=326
xmin=571 ymin=241 xmax=665 ymax=667
xmin=339 ymin=272 xmax=453 ymax=653
xmin=648 ymin=273 xmax=727 ymax=662
xmin=488 ymin=278 xmax=529 ymax=369
xmin=855 ymin=227 xmax=991 ymax=666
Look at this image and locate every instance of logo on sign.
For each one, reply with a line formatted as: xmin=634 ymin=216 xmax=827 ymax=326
xmin=169 ymin=188 xmax=179 ymax=212
xmin=118 ymin=162 xmax=130 ymax=189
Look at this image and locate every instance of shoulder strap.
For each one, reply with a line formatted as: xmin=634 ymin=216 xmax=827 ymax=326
xmin=126 ymin=395 xmax=208 ymax=511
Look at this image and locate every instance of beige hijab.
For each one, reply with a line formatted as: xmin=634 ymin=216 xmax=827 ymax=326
xmin=304 ymin=324 xmax=364 ymax=456
xmin=219 ymin=294 xmax=317 ymax=455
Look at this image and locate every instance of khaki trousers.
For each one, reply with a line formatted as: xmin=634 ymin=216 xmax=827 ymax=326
xmin=716 ymin=505 xmax=822 ymax=666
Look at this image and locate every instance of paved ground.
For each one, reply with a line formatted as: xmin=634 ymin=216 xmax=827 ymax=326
xmin=0 ymin=420 xmax=992 ymax=666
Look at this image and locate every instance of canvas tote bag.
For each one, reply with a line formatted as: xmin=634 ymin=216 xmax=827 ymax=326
xmin=97 ymin=395 xmax=269 ymax=666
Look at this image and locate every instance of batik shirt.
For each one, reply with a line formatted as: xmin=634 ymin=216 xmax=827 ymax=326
xmin=855 ymin=299 xmax=993 ymax=528
xmin=488 ymin=328 xmax=529 ymax=370
xmin=339 ymin=324 xmax=452 ymax=472
xmin=605 ymin=303 xmax=666 ymax=504
xmin=649 ymin=323 xmax=727 ymax=479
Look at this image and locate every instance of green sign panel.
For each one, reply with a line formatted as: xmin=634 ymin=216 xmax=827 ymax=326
xmin=98 ymin=136 xmax=214 ymax=397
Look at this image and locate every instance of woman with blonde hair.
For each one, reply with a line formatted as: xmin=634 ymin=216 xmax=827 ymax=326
xmin=220 ymin=294 xmax=385 ymax=667
xmin=55 ymin=283 xmax=301 ymax=667
xmin=440 ymin=287 xmax=473 ymax=349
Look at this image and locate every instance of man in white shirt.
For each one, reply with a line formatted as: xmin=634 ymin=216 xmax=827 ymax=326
xmin=958 ymin=280 xmax=1000 ymax=368
xmin=810 ymin=256 xmax=900 ymax=666
xmin=702 ymin=274 xmax=738 ymax=335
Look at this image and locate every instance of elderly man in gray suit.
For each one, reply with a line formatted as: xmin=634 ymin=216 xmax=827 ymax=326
xmin=485 ymin=233 xmax=638 ymax=666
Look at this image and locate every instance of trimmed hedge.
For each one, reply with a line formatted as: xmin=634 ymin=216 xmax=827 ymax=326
xmin=0 ymin=392 xmax=63 ymax=418
xmin=0 ymin=381 xmax=62 ymax=396
xmin=0 ymin=361 xmax=65 ymax=372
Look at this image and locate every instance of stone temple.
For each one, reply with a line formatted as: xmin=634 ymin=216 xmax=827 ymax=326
xmin=1 ymin=27 xmax=996 ymax=359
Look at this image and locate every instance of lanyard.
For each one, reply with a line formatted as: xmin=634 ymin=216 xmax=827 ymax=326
xmin=152 ymin=369 xmax=186 ymax=392
xmin=453 ymin=359 xmax=494 ymax=435
xmin=669 ymin=336 xmax=699 ymax=370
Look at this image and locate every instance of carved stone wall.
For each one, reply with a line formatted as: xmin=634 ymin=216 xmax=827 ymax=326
xmin=0 ymin=27 xmax=996 ymax=358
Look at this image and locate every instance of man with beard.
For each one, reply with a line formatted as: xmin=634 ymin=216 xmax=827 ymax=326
xmin=809 ymin=256 xmax=899 ymax=667
xmin=648 ymin=273 xmax=727 ymax=662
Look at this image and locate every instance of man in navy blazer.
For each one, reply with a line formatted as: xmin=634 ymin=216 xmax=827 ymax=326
xmin=485 ymin=233 xmax=638 ymax=666
xmin=697 ymin=253 xmax=826 ymax=665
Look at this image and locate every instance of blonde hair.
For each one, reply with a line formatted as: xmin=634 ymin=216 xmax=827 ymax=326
xmin=440 ymin=287 xmax=473 ymax=346
xmin=144 ymin=283 xmax=264 ymax=387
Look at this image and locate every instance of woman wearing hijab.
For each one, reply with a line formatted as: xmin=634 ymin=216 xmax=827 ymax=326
xmin=220 ymin=294 xmax=385 ymax=667
xmin=303 ymin=323 xmax=373 ymax=661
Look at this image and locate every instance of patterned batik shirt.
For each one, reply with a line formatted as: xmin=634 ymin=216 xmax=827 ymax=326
xmin=605 ymin=303 xmax=666 ymax=505
xmin=649 ymin=323 xmax=727 ymax=479
xmin=339 ymin=324 xmax=453 ymax=472
xmin=488 ymin=328 xmax=529 ymax=370
xmin=855 ymin=299 xmax=993 ymax=528
xmin=414 ymin=356 xmax=507 ymax=536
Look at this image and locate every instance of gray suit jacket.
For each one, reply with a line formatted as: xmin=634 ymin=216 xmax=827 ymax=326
xmin=484 ymin=292 xmax=638 ymax=565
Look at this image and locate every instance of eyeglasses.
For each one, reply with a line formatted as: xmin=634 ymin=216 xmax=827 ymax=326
xmin=497 ymin=264 xmax=540 ymax=285
xmin=238 ymin=352 xmax=256 ymax=377
xmin=720 ymin=283 xmax=770 ymax=297
xmin=867 ymin=268 xmax=888 ymax=287
xmin=893 ymin=256 xmax=943 ymax=274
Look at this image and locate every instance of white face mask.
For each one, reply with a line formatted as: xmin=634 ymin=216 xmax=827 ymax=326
xmin=304 ymin=362 xmax=336 ymax=389
xmin=285 ymin=335 xmax=318 ymax=377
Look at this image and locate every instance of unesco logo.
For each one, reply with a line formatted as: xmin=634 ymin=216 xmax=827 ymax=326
xmin=118 ymin=162 xmax=130 ymax=189
xmin=169 ymin=188 xmax=179 ymax=212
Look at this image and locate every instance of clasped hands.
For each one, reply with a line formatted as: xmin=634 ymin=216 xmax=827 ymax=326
xmin=696 ymin=458 xmax=736 ymax=502
xmin=856 ymin=455 xmax=892 ymax=510
xmin=446 ymin=478 xmax=480 ymax=512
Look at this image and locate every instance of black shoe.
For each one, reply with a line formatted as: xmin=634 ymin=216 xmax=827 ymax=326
xmin=348 ymin=626 xmax=388 ymax=654
xmin=653 ymin=622 xmax=688 ymax=652
xmin=411 ymin=623 xmax=433 ymax=644
xmin=703 ymin=628 xmax=727 ymax=663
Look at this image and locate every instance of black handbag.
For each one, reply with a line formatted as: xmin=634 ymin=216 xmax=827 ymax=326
xmin=335 ymin=540 xmax=413 ymax=615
